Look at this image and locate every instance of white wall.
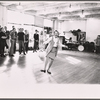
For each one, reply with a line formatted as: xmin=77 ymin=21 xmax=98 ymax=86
xmin=0 ymin=5 xmax=7 ymax=27
xmin=61 ymin=19 xmax=100 ymax=42
xmin=86 ymin=18 xmax=100 ymax=42
xmin=34 ymin=16 xmax=44 ymax=27
xmin=61 ymin=20 xmax=86 ymax=42
xmin=61 ymin=20 xmax=87 ymax=32
xmin=44 ymin=19 xmax=53 ymax=27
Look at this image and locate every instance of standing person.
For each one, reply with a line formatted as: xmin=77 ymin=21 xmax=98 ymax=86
xmin=24 ymin=30 xmax=29 ymax=53
xmin=0 ymin=27 xmax=7 ymax=57
xmin=18 ymin=28 xmax=26 ymax=55
xmin=41 ymin=30 xmax=67 ymax=74
xmin=33 ymin=30 xmax=39 ymax=52
xmin=11 ymin=26 xmax=17 ymax=54
xmin=9 ymin=28 xmax=16 ymax=57
xmin=13 ymin=29 xmax=17 ymax=54
xmin=0 ymin=31 xmax=1 ymax=56
xmin=4 ymin=26 xmax=10 ymax=53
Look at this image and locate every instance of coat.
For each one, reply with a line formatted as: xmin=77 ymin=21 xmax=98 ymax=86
xmin=45 ymin=37 xmax=59 ymax=57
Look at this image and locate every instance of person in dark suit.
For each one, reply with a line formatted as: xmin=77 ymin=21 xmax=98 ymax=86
xmin=9 ymin=28 xmax=17 ymax=57
xmin=18 ymin=28 xmax=26 ymax=55
xmin=11 ymin=26 xmax=17 ymax=54
xmin=24 ymin=30 xmax=29 ymax=53
xmin=0 ymin=27 xmax=7 ymax=57
xmin=4 ymin=26 xmax=10 ymax=53
xmin=33 ymin=30 xmax=39 ymax=52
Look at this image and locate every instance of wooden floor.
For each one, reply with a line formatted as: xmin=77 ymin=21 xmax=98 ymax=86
xmin=0 ymin=50 xmax=100 ymax=85
xmin=1 ymin=50 xmax=100 ymax=97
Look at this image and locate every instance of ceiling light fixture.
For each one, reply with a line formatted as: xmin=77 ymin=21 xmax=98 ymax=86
xmin=16 ymin=2 xmax=23 ymax=10
xmin=80 ymin=10 xmax=85 ymax=18
xmin=67 ymin=4 xmax=73 ymax=12
xmin=58 ymin=12 xmax=62 ymax=20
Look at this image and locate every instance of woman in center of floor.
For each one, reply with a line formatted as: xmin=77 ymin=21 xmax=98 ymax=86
xmin=41 ymin=30 xmax=66 ymax=74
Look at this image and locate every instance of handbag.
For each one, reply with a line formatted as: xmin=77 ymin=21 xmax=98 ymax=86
xmin=38 ymin=49 xmax=46 ymax=61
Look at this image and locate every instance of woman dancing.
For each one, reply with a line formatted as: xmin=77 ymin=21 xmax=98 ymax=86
xmin=41 ymin=30 xmax=67 ymax=74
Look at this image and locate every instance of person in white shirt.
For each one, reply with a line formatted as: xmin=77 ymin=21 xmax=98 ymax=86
xmin=41 ymin=30 xmax=67 ymax=74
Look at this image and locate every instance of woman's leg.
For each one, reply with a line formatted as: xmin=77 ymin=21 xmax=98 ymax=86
xmin=41 ymin=56 xmax=49 ymax=73
xmin=47 ymin=58 xmax=54 ymax=74
xmin=44 ymin=57 xmax=49 ymax=70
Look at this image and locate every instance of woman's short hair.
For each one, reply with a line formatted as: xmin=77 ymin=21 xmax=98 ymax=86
xmin=54 ymin=30 xmax=59 ymax=36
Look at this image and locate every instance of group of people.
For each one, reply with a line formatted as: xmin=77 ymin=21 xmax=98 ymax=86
xmin=0 ymin=25 xmax=29 ymax=57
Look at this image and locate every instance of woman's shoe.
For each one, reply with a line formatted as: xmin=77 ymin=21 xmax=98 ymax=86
xmin=24 ymin=53 xmax=26 ymax=55
xmin=40 ymin=70 xmax=46 ymax=73
xmin=47 ymin=71 xmax=51 ymax=74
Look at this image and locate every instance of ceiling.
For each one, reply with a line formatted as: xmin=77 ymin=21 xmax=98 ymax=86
xmin=0 ymin=1 xmax=100 ymax=21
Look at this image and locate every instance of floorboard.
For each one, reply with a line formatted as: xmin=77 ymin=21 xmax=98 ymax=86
xmin=0 ymin=50 xmax=100 ymax=96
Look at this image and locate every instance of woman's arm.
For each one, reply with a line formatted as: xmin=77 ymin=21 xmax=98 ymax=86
xmin=43 ymin=37 xmax=52 ymax=45
xmin=58 ymin=39 xmax=68 ymax=48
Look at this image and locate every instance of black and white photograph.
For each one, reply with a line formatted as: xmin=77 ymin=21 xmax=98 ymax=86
xmin=0 ymin=1 xmax=100 ymax=99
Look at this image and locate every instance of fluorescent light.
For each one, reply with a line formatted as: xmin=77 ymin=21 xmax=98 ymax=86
xmin=67 ymin=4 xmax=73 ymax=12
xmin=80 ymin=10 xmax=85 ymax=18
xmin=16 ymin=3 xmax=23 ymax=10
xmin=57 ymin=12 xmax=62 ymax=20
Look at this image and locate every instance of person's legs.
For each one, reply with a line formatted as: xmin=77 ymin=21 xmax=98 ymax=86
xmin=9 ymin=41 xmax=12 ymax=55
xmin=41 ymin=56 xmax=49 ymax=73
xmin=37 ymin=41 xmax=39 ymax=50
xmin=0 ymin=41 xmax=6 ymax=57
xmin=47 ymin=58 xmax=54 ymax=74
xmin=19 ymin=40 xmax=22 ymax=54
xmin=2 ymin=43 xmax=5 ymax=56
xmin=0 ymin=40 xmax=1 ymax=55
xmin=44 ymin=57 xmax=49 ymax=70
xmin=24 ymin=43 xmax=26 ymax=52
xmin=6 ymin=39 xmax=9 ymax=53
xmin=9 ymin=40 xmax=15 ymax=56
xmin=33 ymin=41 xmax=36 ymax=52
xmin=22 ymin=41 xmax=26 ymax=55
xmin=14 ymin=40 xmax=16 ymax=54
xmin=26 ymin=42 xmax=29 ymax=53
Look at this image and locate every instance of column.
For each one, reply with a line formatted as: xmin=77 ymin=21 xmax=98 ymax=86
xmin=0 ymin=5 xmax=7 ymax=27
xmin=52 ymin=19 xmax=64 ymax=50
xmin=52 ymin=18 xmax=58 ymax=34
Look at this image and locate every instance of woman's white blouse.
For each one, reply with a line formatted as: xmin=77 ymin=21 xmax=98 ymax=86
xmin=43 ymin=36 xmax=59 ymax=47
xmin=53 ymin=37 xmax=59 ymax=47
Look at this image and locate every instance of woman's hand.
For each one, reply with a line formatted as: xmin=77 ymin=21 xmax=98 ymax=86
xmin=61 ymin=44 xmax=68 ymax=48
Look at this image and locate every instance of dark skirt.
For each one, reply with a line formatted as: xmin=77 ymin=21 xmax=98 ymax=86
xmin=46 ymin=47 xmax=57 ymax=60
